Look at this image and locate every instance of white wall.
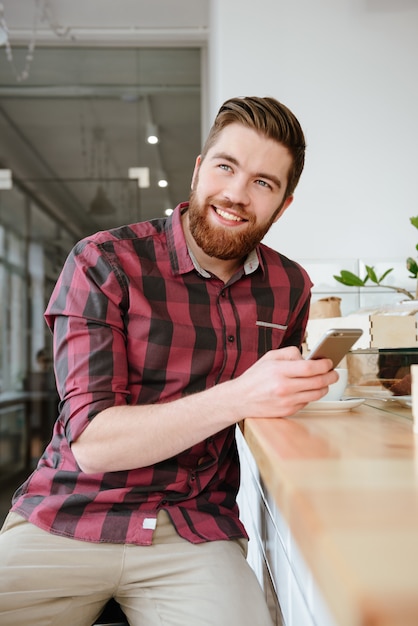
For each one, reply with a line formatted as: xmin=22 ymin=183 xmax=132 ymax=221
xmin=208 ymin=0 xmax=418 ymax=264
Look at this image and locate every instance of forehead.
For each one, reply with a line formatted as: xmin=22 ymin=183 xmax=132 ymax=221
xmin=206 ymin=122 xmax=293 ymax=178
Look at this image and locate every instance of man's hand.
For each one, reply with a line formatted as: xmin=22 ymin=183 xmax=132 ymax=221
xmin=229 ymin=346 xmax=338 ymax=419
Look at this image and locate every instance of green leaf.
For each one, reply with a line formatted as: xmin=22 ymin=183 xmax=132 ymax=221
xmin=365 ymin=265 xmax=378 ymax=283
xmin=333 ymin=270 xmax=366 ymax=287
xmin=410 ymin=216 xmax=418 ymax=230
xmin=406 ymin=257 xmax=418 ymax=277
xmin=378 ymin=268 xmax=393 ymax=282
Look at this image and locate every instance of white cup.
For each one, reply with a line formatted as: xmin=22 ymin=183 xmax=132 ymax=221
xmin=322 ymin=368 xmax=348 ymax=401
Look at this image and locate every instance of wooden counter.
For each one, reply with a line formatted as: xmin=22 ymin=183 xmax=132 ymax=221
xmin=242 ymin=398 xmax=418 ymax=626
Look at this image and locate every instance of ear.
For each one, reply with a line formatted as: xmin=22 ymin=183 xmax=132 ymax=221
xmin=191 ymin=155 xmax=202 ymax=189
xmin=273 ymin=194 xmax=293 ymax=223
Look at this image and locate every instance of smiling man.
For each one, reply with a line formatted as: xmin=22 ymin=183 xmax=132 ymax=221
xmin=0 ymin=96 xmax=337 ymax=626
xmin=185 ymin=120 xmax=295 ymax=281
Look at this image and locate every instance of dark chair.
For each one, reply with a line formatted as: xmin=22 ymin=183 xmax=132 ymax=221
xmin=94 ymin=598 xmax=128 ymax=625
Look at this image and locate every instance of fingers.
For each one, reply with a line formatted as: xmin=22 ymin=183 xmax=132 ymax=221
xmin=262 ymin=347 xmax=334 ymax=376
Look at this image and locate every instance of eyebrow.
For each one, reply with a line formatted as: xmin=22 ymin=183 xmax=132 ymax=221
xmin=211 ymin=151 xmax=283 ymax=189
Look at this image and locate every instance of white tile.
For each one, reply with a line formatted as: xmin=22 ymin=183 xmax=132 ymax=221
xmin=299 ymin=258 xmax=360 ymax=291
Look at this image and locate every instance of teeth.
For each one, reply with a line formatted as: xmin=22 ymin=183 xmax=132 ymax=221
xmin=215 ymin=207 xmax=243 ymax=222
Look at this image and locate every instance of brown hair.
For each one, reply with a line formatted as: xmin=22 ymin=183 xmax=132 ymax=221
xmin=201 ymin=96 xmax=306 ymax=198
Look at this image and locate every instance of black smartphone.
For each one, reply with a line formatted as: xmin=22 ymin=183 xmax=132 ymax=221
xmin=307 ymin=328 xmax=363 ymax=368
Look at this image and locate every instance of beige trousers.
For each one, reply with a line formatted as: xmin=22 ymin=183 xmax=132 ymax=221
xmin=0 ymin=510 xmax=273 ymax=626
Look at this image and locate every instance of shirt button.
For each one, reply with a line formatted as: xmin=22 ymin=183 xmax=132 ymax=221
xmin=161 ymin=499 xmax=168 ymax=505
xmin=228 ymin=335 xmax=235 ymax=342
xmin=190 ymin=473 xmax=196 ymax=481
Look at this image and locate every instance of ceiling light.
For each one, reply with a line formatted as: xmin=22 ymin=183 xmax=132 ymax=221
xmin=146 ymin=122 xmax=159 ymax=144
xmin=157 ymin=173 xmax=168 ymax=188
xmin=0 ymin=168 xmax=12 ymax=189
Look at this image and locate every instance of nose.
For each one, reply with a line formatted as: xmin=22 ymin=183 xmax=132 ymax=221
xmin=222 ymin=173 xmax=250 ymax=206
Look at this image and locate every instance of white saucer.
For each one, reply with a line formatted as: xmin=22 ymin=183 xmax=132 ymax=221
xmin=299 ymin=397 xmax=365 ymax=413
xmin=387 ymin=395 xmax=412 ymax=408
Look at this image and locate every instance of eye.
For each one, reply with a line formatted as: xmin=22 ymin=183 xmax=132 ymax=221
xmin=219 ymin=163 xmax=232 ymax=172
xmin=255 ymin=179 xmax=272 ymax=189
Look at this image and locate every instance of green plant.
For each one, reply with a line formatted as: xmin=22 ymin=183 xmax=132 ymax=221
xmin=333 ymin=215 xmax=418 ymax=300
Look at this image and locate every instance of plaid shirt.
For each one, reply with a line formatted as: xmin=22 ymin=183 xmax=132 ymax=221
xmin=12 ymin=203 xmax=312 ymax=545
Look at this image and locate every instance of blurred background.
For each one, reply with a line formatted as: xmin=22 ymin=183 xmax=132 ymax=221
xmin=0 ymin=0 xmax=207 ymax=492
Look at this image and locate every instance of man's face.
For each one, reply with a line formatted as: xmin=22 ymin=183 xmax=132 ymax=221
xmin=188 ymin=122 xmax=294 ymax=260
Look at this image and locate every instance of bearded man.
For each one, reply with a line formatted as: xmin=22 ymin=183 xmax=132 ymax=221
xmin=0 ymin=96 xmax=337 ymax=626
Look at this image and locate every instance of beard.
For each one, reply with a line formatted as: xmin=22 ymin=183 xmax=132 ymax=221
xmin=188 ymin=188 xmax=279 ymax=261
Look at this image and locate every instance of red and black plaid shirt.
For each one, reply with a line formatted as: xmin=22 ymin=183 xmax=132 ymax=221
xmin=12 ymin=203 xmax=312 ymax=545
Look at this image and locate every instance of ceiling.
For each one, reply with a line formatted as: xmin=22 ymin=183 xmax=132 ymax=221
xmin=0 ymin=1 xmax=209 ymax=242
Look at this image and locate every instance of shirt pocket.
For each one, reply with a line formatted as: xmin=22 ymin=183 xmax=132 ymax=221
xmin=239 ymin=321 xmax=288 ymax=363
xmin=254 ymin=320 xmax=288 ymax=355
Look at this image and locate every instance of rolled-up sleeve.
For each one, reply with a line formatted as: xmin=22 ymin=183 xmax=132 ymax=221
xmin=45 ymin=239 xmax=130 ymax=444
